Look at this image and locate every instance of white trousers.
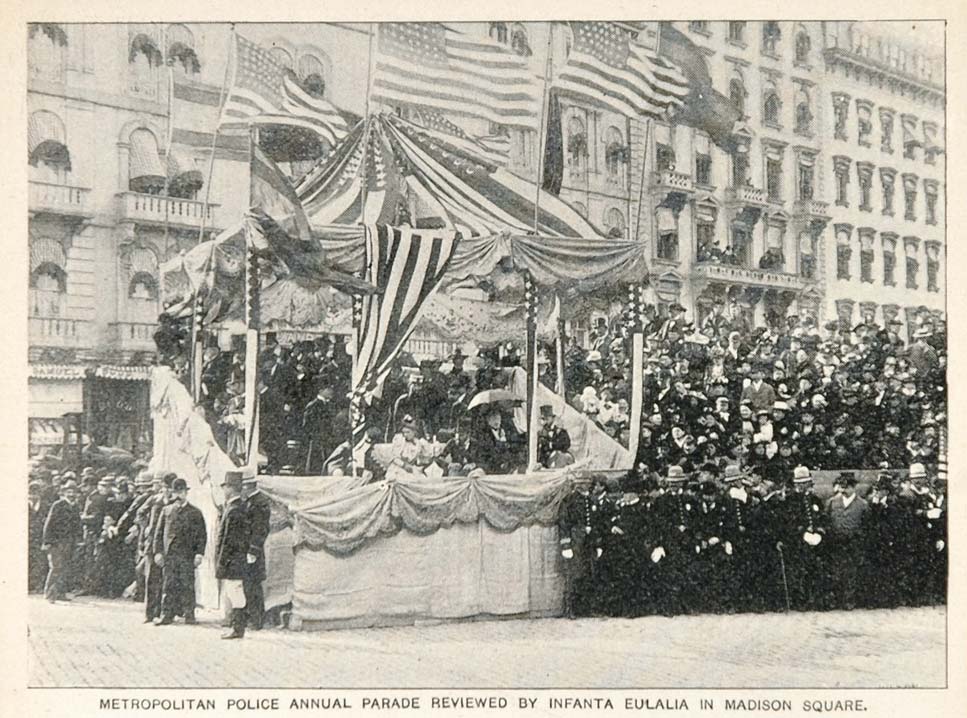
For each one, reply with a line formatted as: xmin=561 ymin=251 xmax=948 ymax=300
xmin=220 ymin=579 xmax=247 ymax=611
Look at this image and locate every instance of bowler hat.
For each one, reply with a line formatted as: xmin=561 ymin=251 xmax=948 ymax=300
xmin=61 ymin=480 xmax=78 ymax=492
xmin=171 ymin=478 xmax=189 ymax=492
xmin=792 ymin=465 xmax=812 ymax=483
xmin=837 ymin=471 xmax=857 ymax=488
xmin=666 ymin=466 xmax=688 ymax=483
xmin=722 ymin=464 xmax=745 ymax=483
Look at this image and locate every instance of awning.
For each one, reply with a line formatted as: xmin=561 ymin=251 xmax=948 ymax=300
xmin=28 ymin=112 xmax=71 ymax=168
xmin=129 ymin=130 xmax=165 ymax=182
xmin=93 ymin=365 xmax=154 ymax=381
xmin=29 ymin=363 xmax=87 ymax=380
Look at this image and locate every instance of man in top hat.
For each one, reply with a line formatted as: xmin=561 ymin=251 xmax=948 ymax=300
xmin=537 ymin=404 xmax=572 ymax=469
xmin=153 ymin=477 xmax=207 ymax=625
xmin=445 ymin=348 xmax=473 ymax=403
xmin=302 ymin=377 xmax=338 ymax=474
xmin=140 ymin=472 xmax=175 ymax=622
xmin=825 ymin=472 xmax=870 ymax=609
xmin=216 ymin=470 xmax=251 ymax=639
xmin=42 ymin=479 xmax=82 ymax=603
xmin=242 ymin=468 xmax=271 ymax=630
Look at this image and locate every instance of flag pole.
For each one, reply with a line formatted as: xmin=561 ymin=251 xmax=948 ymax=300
xmin=189 ymin=25 xmax=235 ymax=403
xmin=632 ymin=23 xmax=663 ymax=243
xmin=532 ymin=23 xmax=555 ymax=232
xmin=243 ymin=125 xmax=261 ymax=469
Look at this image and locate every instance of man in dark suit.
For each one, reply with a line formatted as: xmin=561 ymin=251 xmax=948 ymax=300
xmin=43 ymin=479 xmax=83 ymax=603
xmin=29 ymin=480 xmax=50 ymax=592
xmin=140 ymin=473 xmax=174 ymax=622
xmin=825 ymin=472 xmax=871 ymax=609
xmin=216 ymin=470 xmax=251 ymax=640
xmin=153 ymin=477 xmax=207 ymax=625
xmin=467 ymin=408 xmax=526 ymax=474
xmin=302 ymin=378 xmax=337 ymax=474
xmin=243 ymin=470 xmax=271 ymax=630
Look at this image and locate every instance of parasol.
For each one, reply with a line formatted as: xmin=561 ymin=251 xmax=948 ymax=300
xmin=466 ymin=389 xmax=524 ymax=411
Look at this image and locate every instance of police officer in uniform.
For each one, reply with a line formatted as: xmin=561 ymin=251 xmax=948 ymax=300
xmin=243 ymin=469 xmax=271 ymax=630
xmin=775 ymin=466 xmax=827 ymax=611
xmin=216 ymin=470 xmax=251 ymax=639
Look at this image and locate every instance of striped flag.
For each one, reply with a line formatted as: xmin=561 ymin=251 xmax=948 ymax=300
xmin=352 ymin=224 xmax=459 ymax=409
xmin=221 ymin=33 xmax=350 ymax=146
xmin=555 ymin=22 xmax=689 ymax=119
xmin=371 ymin=23 xmax=542 ymax=131
xmin=411 ymin=110 xmax=511 ymax=166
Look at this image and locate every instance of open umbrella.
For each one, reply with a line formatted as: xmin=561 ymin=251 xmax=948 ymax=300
xmin=466 ymin=388 xmax=524 ymax=411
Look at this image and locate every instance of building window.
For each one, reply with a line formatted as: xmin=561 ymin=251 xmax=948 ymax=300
xmin=604 ymin=127 xmax=627 ymax=187
xmin=797 ymin=162 xmax=814 ymax=200
xmin=695 ymin=153 xmax=712 ymax=186
xmin=859 ymin=230 xmax=875 ymax=284
xmin=766 ymin=158 xmax=782 ymax=202
xmin=30 ymin=238 xmax=68 ymax=317
xmin=605 ymin=207 xmax=626 ymax=239
xmin=690 ymin=21 xmax=710 ymax=34
xmin=510 ymin=24 xmax=532 ymax=57
xmin=762 ymin=22 xmax=781 ymax=56
xmin=656 ymin=143 xmax=676 ymax=172
xmin=924 ymin=181 xmax=938 ymax=225
xmin=129 ymin=31 xmax=163 ymax=98
xmin=656 ymin=207 xmax=678 ymax=258
xmin=166 ymin=24 xmax=200 ymax=76
xmin=127 ymin=128 xmax=165 ymax=194
xmin=763 ymin=93 xmax=781 ymax=127
xmin=833 ymin=156 xmax=850 ymax=207
xmin=729 ymin=79 xmax=746 ymax=117
xmin=799 ymin=232 xmax=815 ymax=279
xmin=28 ymin=23 xmax=68 ymax=82
xmin=856 ymin=101 xmax=873 ymax=147
xmin=489 ymin=22 xmax=508 ymax=44
xmin=837 ymin=246 xmax=851 ymax=280
xmin=297 ymin=54 xmax=327 ymax=98
xmin=832 ymin=93 xmax=850 ymax=141
xmin=923 ymin=123 xmax=939 ymax=165
xmin=857 ymin=163 xmax=873 ymax=212
xmin=879 ymin=167 xmax=896 ymax=216
xmin=925 ymin=243 xmax=940 ymax=292
xmin=728 ymin=22 xmax=746 ymax=44
xmin=696 ymin=220 xmax=716 ymax=259
xmin=882 ymin=234 xmax=897 ymax=286
xmin=28 ymin=110 xmax=72 ymax=182
xmin=902 ymin=174 xmax=918 ymax=221
xmin=880 ymin=108 xmax=895 ymax=153
xmin=732 ymin=225 xmax=751 ymax=267
xmin=906 ymin=256 xmax=919 ymax=290
xmin=566 ymin=116 xmax=587 ymax=180
xmin=732 ymin=151 xmax=749 ymax=187
xmin=902 ymin=114 xmax=919 ymax=160
xmin=794 ymin=30 xmax=811 ymax=64
xmin=794 ymin=102 xmax=812 ymax=135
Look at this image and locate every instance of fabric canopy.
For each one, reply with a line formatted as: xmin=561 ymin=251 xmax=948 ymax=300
xmin=129 ymin=129 xmax=165 ymax=182
xmin=297 ymin=113 xmax=604 ymax=239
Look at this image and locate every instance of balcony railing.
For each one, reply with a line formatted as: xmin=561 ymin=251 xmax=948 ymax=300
xmin=726 ymin=184 xmax=768 ymax=206
xmin=793 ymin=198 xmax=831 ymax=220
xmin=117 ymin=192 xmax=220 ymax=231
xmin=29 ymin=181 xmax=92 ymax=218
xmin=108 ymin=322 xmax=157 ymax=352
xmin=652 ymin=169 xmax=695 ymax=193
xmin=29 ymin=315 xmax=87 ymax=348
xmin=693 ymin=262 xmax=808 ymax=291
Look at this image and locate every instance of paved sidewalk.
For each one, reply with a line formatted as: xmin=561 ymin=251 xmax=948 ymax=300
xmin=27 ymin=596 xmax=945 ymax=688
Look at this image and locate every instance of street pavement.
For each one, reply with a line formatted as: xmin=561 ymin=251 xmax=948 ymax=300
xmin=27 ymin=595 xmax=945 ymax=688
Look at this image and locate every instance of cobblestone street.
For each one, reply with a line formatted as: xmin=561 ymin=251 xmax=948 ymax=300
xmin=27 ymin=596 xmax=945 ymax=689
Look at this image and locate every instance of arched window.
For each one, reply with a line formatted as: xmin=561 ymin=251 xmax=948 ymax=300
xmin=510 ymin=24 xmax=532 ymax=57
xmin=28 ymin=23 xmax=68 ymax=82
xmin=729 ymin=78 xmax=746 ymax=117
xmin=29 ymin=238 xmax=68 ymax=316
xmin=763 ymin=92 xmax=781 ymax=126
xmin=489 ymin=22 xmax=508 ymax=44
xmin=566 ymin=116 xmax=587 ymax=178
xmin=129 ymin=31 xmax=163 ymax=98
xmin=270 ymin=46 xmax=294 ymax=71
xmin=28 ymin=111 xmax=71 ymax=182
xmin=605 ymin=208 xmax=626 ymax=239
xmin=125 ymin=248 xmax=160 ymax=323
xmin=166 ymin=24 xmax=200 ymax=75
xmin=795 ymin=30 xmax=811 ymax=64
xmin=128 ymin=128 xmax=165 ymax=194
xmin=604 ymin=126 xmax=626 ymax=184
xmin=297 ymin=54 xmax=327 ymax=98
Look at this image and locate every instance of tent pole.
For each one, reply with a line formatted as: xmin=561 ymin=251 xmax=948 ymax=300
xmin=555 ymin=300 xmax=566 ymax=397
xmin=627 ymin=285 xmax=645 ymax=467
xmin=243 ymin=126 xmax=261 ymax=468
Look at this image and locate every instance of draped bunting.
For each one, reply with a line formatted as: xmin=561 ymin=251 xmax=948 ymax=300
xmin=260 ymin=464 xmax=576 ymax=556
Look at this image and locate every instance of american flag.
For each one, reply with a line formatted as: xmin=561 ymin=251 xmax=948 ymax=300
xmin=221 ymin=34 xmax=350 ymax=146
xmin=371 ymin=23 xmax=542 ymax=131
xmin=410 ymin=110 xmax=510 ymax=166
xmin=555 ymin=22 xmax=689 ymax=119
